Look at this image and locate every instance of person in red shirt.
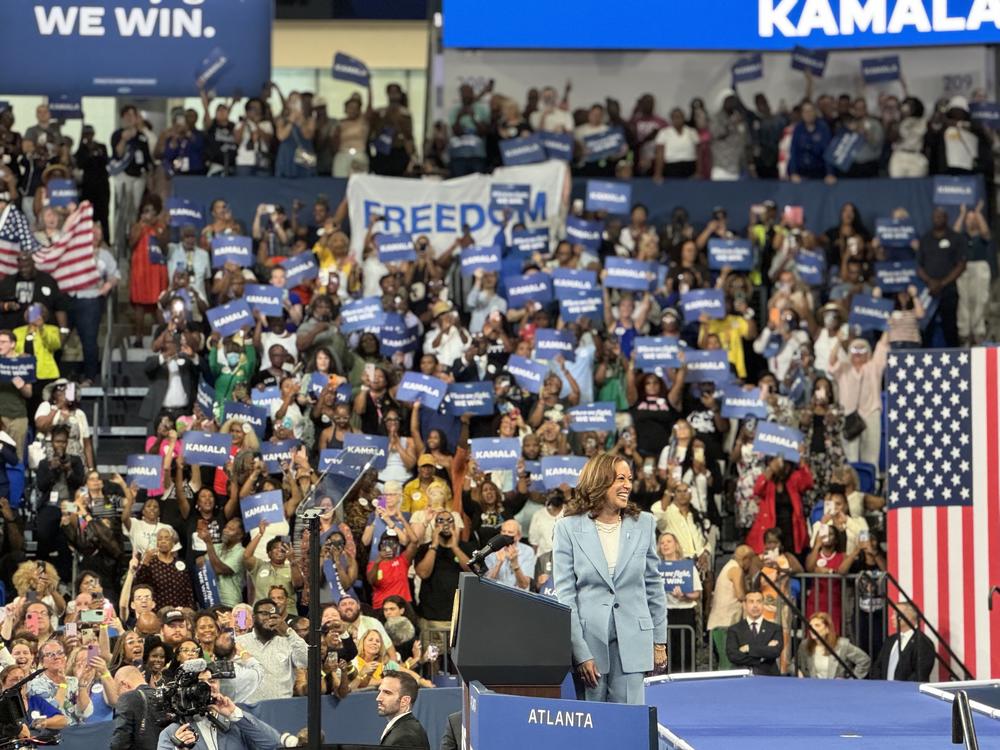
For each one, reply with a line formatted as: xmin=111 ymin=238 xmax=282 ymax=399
xmin=367 ymin=529 xmax=418 ymax=609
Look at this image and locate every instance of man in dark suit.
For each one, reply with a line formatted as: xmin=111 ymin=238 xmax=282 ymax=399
xmin=138 ymin=333 xmax=198 ymax=426
xmin=439 ymin=711 xmax=461 ymax=750
xmin=872 ymin=603 xmax=935 ymax=682
xmin=110 ymin=666 xmax=161 ymax=750
xmin=377 ymin=670 xmax=430 ymax=749
xmin=726 ymin=590 xmax=783 ymax=676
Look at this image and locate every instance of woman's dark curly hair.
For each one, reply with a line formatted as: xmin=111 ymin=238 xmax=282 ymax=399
xmin=563 ymin=452 xmax=640 ymax=519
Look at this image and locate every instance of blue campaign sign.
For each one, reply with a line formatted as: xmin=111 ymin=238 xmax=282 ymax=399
xmin=322 ymin=448 xmax=372 ymax=477
xmin=196 ymin=378 xmax=215 ymax=415
xmin=206 ymin=299 xmax=254 ymax=337
xmin=210 ymin=235 xmax=253 ymax=268
xmin=182 ymin=431 xmax=232 ymax=468
xmin=541 ymin=455 xmax=588 ymax=489
xmin=490 ymin=183 xmax=532 ymax=210
xmin=796 ymin=249 xmax=827 ymax=287
xmin=281 ymin=252 xmax=319 ymax=287
xmin=539 ymin=131 xmax=574 ymax=161
xmin=167 ymin=198 xmax=204 ymax=228
xmin=753 ymin=421 xmax=804 ymax=462
xmin=224 ymin=401 xmax=268 ymax=440
xmin=148 ymin=237 xmax=165 ymax=266
xmin=505 ymin=354 xmax=548 ymax=394
xmin=0 ymin=1 xmax=270 ymax=96
xmin=522 ymin=460 xmax=546 ymax=493
xmin=48 ymin=95 xmax=82 ymax=119
xmin=47 ymin=178 xmax=77 ymax=208
xmin=875 ymin=260 xmax=919 ymax=293
xmin=658 ymin=559 xmax=697 ymax=594
xmin=633 ymin=336 xmax=681 ymax=370
xmin=126 ymin=454 xmax=161 ymax=491
xmin=318 ymin=448 xmax=342 ymax=474
xmin=876 ymin=218 xmax=917 ymax=248
xmin=934 ymin=175 xmax=979 ymax=206
xmin=511 ymin=228 xmax=549 ymax=254
xmin=460 ymin=246 xmax=502 ymax=276
xmin=376 ymin=232 xmax=417 ymax=263
xmin=583 ymin=127 xmax=626 ymax=162
xmin=564 ymin=216 xmax=604 ymax=251
xmin=849 ymin=293 xmax=894 ymax=331
xmin=568 ymin=402 xmax=616 ymax=432
xmin=732 ymin=53 xmax=764 ymax=83
xmin=261 ymin=439 xmax=300 ymax=474
xmin=195 ymin=46 xmax=228 ymax=90
xmin=331 ymin=52 xmax=369 ymax=86
xmin=825 ymin=130 xmax=862 ymax=171
xmin=195 ymin=560 xmax=221 ymax=609
xmin=861 ymin=55 xmax=901 ymax=83
xmin=444 ymin=381 xmax=495 ymax=417
xmin=307 ymin=372 xmax=329 ymax=399
xmin=559 ymin=291 xmax=603 ymax=323
xmin=470 ymin=437 xmax=521 ymax=472
xmin=584 ymin=180 xmax=632 ymax=214
xmin=681 ymin=289 xmax=726 ymax=321
xmin=251 ymin=385 xmax=282 ymax=412
xmin=242 ymin=284 xmax=283 ymax=317
xmin=604 ymin=257 xmax=655 ymax=292
xmin=240 ymin=490 xmax=285 ymax=528
xmin=534 ymin=328 xmax=576 ymax=362
xmin=380 ymin=314 xmax=420 ymax=356
xmin=396 ymin=371 xmax=447 ymax=410
xmin=707 ymin=238 xmax=753 ymax=271
xmin=499 ymin=135 xmax=547 ymax=166
xmin=445 ymin=1 xmax=1000 ymax=51
xmin=0 ymin=356 xmax=36 ymax=383
xmin=719 ymin=385 xmax=769 ymax=419
xmin=341 ymin=296 xmax=386 ymax=334
xmin=342 ymin=432 xmax=390 ymax=471
xmin=550 ymin=267 xmax=597 ymax=300
xmin=791 ymin=46 xmax=828 ymax=75
xmin=684 ymin=349 xmax=732 ymax=384
xmin=505 ymin=273 xmax=553 ymax=308
xmin=971 ymin=102 xmax=1000 ymax=130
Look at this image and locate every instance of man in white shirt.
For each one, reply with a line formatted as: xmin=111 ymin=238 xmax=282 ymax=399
xmin=529 ymin=493 xmax=564 ymax=558
xmin=485 ymin=519 xmax=535 ymax=591
xmin=234 ymin=598 xmax=308 ymax=702
xmin=529 ymin=86 xmax=574 ymax=133
xmin=377 ymin=670 xmax=430 ymax=749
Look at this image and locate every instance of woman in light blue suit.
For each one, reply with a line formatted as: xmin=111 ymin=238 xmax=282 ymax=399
xmin=553 ymin=452 xmax=668 ymax=704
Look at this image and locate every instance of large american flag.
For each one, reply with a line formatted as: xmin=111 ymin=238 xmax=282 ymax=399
xmin=0 ymin=201 xmax=99 ymax=293
xmin=886 ymin=347 xmax=999 ymax=680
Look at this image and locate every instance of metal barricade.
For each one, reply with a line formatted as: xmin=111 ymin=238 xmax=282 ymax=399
xmin=666 ymin=624 xmax=698 ymax=674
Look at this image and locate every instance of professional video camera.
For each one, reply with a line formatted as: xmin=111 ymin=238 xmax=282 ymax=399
xmin=152 ymin=658 xmax=235 ymax=726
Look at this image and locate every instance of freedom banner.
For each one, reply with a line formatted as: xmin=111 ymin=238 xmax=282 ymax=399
xmin=210 ymin=235 xmax=253 ymax=268
xmin=376 ymin=232 xmax=417 ymax=263
xmin=206 ymin=300 xmax=254 ymax=337
xmin=490 ymin=183 xmax=532 ymax=210
xmin=684 ymin=349 xmax=732 ymax=384
xmin=568 ymin=402 xmax=615 ymax=432
xmin=499 ymin=135 xmax=546 ymax=166
xmin=534 ymin=328 xmax=576 ymax=362
xmin=584 ymin=180 xmax=632 ymax=214
xmin=731 ymin=54 xmax=763 ymax=84
xmin=510 ymin=227 xmax=549 ymax=254
xmin=875 ymin=218 xmax=917 ymax=248
xmin=681 ymin=288 xmax=726 ymax=320
xmin=796 ymin=250 xmax=827 ymax=287
xmin=541 ymin=455 xmax=588 ymax=489
xmin=559 ymin=291 xmax=603 ymax=323
xmin=396 ymin=372 xmax=447 ymax=410
xmin=469 ymin=437 xmax=521 ymax=472
xmin=934 ymin=175 xmax=979 ymax=206
xmin=182 ymin=431 xmax=232 ymax=468
xmin=444 ymin=381 xmax=495 ymax=417
xmin=753 ymin=421 xmax=803 ymax=462
xmin=582 ymin=127 xmax=626 ymax=162
xmin=342 ymin=433 xmax=389 ymax=471
xmin=658 ymin=559 xmax=696 ymax=594
xmin=126 ymin=454 xmax=161 ymax=491
xmin=242 ymin=284 xmax=283 ymax=317
xmin=604 ymin=257 xmax=655 ymax=292
xmin=633 ymin=336 xmax=680 ymax=370
xmin=331 ymin=52 xmax=369 ymax=85
xmin=539 ymin=131 xmax=574 ymax=161
xmin=550 ymin=267 xmax=597 ymax=299
xmin=505 ymin=273 xmax=553 ymax=308
xmin=341 ymin=296 xmax=386 ymax=333
xmin=874 ymin=260 xmax=919 ymax=293
xmin=460 ymin=246 xmax=502 ymax=276
xmin=564 ymin=216 xmax=604 ymax=251
xmin=195 ymin=560 xmax=221 ymax=609
xmin=281 ymin=252 xmax=319 ymax=287
xmin=505 ymin=354 xmax=548 ymax=393
xmin=47 ymin=179 xmax=77 ymax=208
xmin=0 ymin=356 xmax=36 ymax=383
xmin=224 ymin=401 xmax=268 ymax=440
xmin=790 ymin=46 xmax=828 ymax=76
xmin=167 ymin=198 xmax=204 ymax=228
xmin=849 ymin=293 xmax=894 ymax=332
xmin=707 ymin=238 xmax=753 ymax=271
xmin=719 ymin=385 xmax=769 ymax=419
xmin=240 ymin=490 xmax=286 ymax=527
xmin=861 ymin=55 xmax=900 ymax=84
xmin=261 ymin=439 xmax=300 ymax=474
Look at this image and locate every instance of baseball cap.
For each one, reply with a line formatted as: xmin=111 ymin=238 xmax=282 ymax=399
xmin=163 ymin=609 xmax=186 ymax=625
xmin=418 ymin=454 xmax=436 ymax=468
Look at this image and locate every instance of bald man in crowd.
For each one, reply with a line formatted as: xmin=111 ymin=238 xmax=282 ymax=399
xmin=111 ymin=666 xmax=160 ymax=750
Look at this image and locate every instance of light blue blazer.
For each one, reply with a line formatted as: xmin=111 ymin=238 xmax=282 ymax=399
xmin=552 ymin=512 xmax=668 ymax=675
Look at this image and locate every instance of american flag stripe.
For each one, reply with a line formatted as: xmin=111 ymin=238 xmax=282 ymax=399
xmin=986 ymin=348 xmax=1000 ymax=678
xmin=0 ymin=202 xmax=98 ymax=293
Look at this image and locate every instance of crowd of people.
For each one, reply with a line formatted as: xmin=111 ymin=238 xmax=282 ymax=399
xmin=0 ymin=67 xmax=990 ymax=740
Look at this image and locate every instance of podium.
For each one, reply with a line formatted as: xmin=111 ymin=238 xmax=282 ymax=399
xmin=452 ymin=573 xmax=571 ymax=698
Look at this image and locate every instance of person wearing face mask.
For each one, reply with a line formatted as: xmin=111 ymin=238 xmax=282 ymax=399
xmin=208 ymin=331 xmax=257 ymax=419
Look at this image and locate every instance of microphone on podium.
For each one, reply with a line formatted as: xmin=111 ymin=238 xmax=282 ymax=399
xmin=468 ymin=533 xmax=515 ymax=573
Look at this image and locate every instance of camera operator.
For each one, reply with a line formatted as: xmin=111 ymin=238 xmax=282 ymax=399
xmin=110 ymin=666 xmax=159 ymax=750
xmin=211 ymin=631 xmax=263 ymax=704
xmin=156 ymin=664 xmax=281 ymax=750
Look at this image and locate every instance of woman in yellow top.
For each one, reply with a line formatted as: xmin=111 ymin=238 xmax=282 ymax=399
xmin=350 ymin=629 xmax=401 ymax=690
xmin=697 ymin=287 xmax=757 ymax=379
xmin=14 ymin=303 xmax=62 ymax=382
xmin=313 ymin=227 xmax=359 ymax=299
